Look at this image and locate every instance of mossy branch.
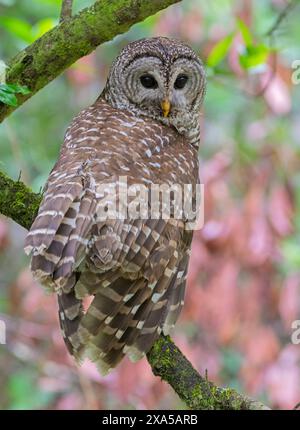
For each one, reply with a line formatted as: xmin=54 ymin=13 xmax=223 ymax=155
xmin=0 ymin=0 xmax=180 ymax=123
xmin=0 ymin=173 xmax=270 ymax=410
xmin=0 ymin=170 xmax=41 ymax=230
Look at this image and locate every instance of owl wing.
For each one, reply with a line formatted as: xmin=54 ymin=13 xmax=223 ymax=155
xmin=25 ymin=99 xmax=198 ymax=373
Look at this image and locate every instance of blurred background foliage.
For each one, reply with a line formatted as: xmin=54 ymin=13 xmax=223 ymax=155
xmin=0 ymin=0 xmax=300 ymax=410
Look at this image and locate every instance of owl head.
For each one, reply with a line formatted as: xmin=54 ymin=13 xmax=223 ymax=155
xmin=103 ymin=37 xmax=206 ymax=135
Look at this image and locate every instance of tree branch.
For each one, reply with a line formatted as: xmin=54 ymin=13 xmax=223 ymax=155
xmin=0 ymin=172 xmax=270 ymax=409
xmin=147 ymin=335 xmax=270 ymax=410
xmin=0 ymin=0 xmax=180 ymax=123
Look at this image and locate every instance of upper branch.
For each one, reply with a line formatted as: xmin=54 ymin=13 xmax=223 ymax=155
xmin=0 ymin=0 xmax=180 ymax=123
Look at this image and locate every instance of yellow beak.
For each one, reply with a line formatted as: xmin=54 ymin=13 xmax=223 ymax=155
xmin=161 ymin=99 xmax=171 ymax=117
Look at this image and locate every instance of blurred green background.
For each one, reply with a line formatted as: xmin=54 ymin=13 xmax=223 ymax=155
xmin=0 ymin=0 xmax=300 ymax=409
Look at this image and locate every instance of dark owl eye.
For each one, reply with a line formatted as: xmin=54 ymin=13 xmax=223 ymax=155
xmin=140 ymin=74 xmax=158 ymax=89
xmin=174 ymin=74 xmax=188 ymax=89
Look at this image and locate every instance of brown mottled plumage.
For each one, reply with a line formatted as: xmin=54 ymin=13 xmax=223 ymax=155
xmin=24 ymin=37 xmax=206 ymax=374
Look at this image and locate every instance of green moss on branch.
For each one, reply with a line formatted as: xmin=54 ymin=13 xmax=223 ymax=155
xmin=0 ymin=0 xmax=180 ymax=122
xmin=147 ymin=335 xmax=270 ymax=410
xmin=0 ymin=170 xmax=271 ymax=410
xmin=0 ymin=170 xmax=41 ymax=229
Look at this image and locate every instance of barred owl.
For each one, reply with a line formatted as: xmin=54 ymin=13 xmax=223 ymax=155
xmin=24 ymin=37 xmax=206 ymax=374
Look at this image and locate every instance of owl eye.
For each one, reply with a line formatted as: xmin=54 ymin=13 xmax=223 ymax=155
xmin=140 ymin=74 xmax=158 ymax=89
xmin=174 ymin=74 xmax=188 ymax=89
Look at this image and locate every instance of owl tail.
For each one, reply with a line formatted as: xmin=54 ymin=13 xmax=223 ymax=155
xmin=74 ymin=269 xmax=181 ymax=375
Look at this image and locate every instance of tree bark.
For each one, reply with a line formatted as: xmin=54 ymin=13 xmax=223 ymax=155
xmin=147 ymin=335 xmax=269 ymax=410
xmin=0 ymin=0 xmax=271 ymax=410
xmin=0 ymin=171 xmax=270 ymax=410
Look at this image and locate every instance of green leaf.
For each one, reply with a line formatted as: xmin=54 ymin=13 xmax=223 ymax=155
xmin=0 ymin=16 xmax=33 ymax=43
xmin=237 ymin=18 xmax=253 ymax=46
xmin=0 ymin=83 xmax=15 ymax=94
xmin=206 ymin=33 xmax=235 ymax=68
xmin=0 ymin=89 xmax=18 ymax=106
xmin=34 ymin=0 xmax=61 ymax=4
xmin=239 ymin=44 xmax=269 ymax=69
